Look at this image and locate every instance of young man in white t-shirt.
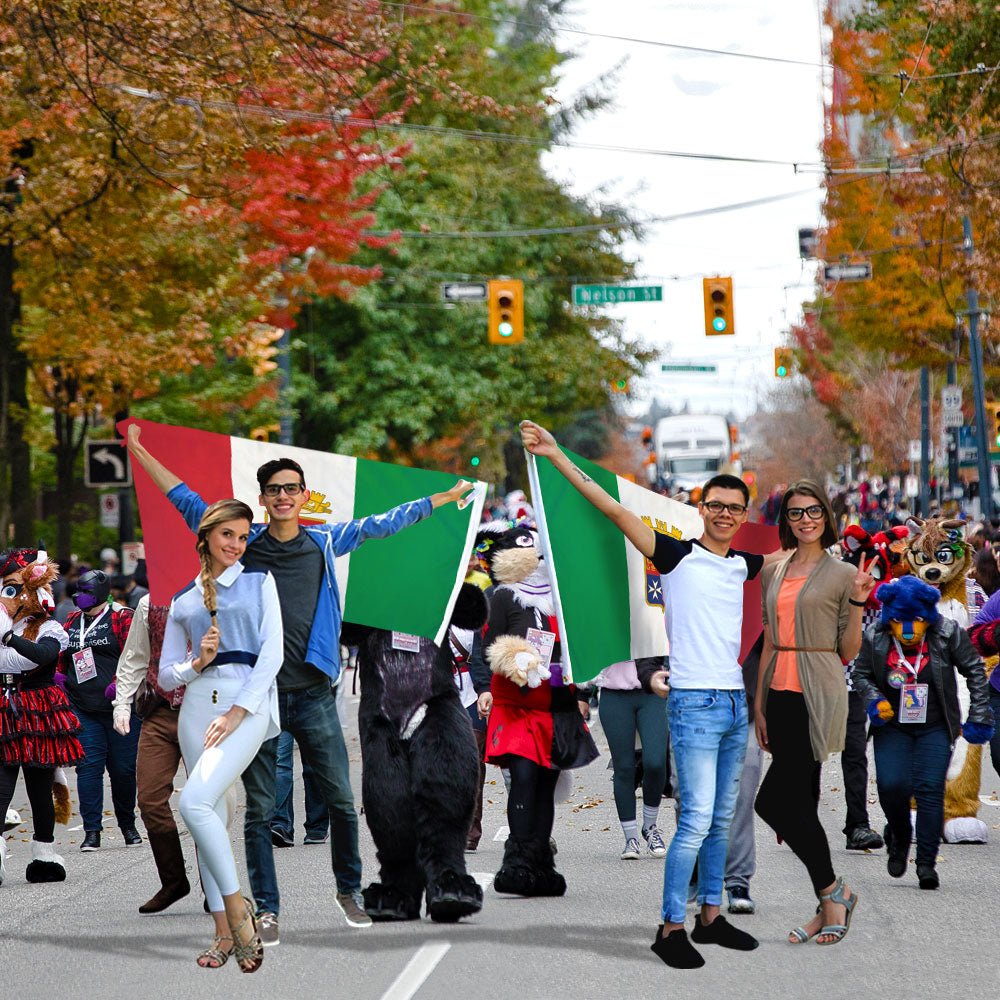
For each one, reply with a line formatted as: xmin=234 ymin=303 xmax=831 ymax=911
xmin=521 ymin=420 xmax=776 ymax=970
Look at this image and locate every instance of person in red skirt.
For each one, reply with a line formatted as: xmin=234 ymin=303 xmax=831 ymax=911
xmin=0 ymin=547 xmax=82 ymax=886
xmin=475 ymin=522 xmax=597 ymax=896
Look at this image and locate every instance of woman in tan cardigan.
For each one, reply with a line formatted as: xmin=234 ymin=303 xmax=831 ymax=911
xmin=753 ymin=479 xmax=875 ymax=947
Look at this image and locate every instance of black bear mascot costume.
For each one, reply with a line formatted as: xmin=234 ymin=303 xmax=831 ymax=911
xmin=345 ymin=582 xmax=488 ymax=922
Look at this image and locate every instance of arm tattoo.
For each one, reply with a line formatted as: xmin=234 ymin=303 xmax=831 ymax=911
xmin=570 ymin=463 xmax=593 ymax=484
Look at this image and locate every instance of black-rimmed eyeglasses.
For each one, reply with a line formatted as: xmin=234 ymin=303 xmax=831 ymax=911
xmin=786 ymin=504 xmax=825 ymax=521
xmin=262 ymin=483 xmax=305 ymax=497
xmin=703 ymin=500 xmax=748 ymax=516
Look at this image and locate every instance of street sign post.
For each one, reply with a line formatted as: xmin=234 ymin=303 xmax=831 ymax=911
xmin=823 ymin=262 xmax=872 ymax=282
xmin=440 ymin=282 xmax=488 ymax=302
xmin=99 ymin=493 xmax=120 ymax=529
xmin=85 ymin=440 xmax=132 ymax=488
xmin=573 ymin=284 xmax=663 ymax=305
xmin=941 ymin=385 xmax=963 ymax=429
xmin=660 ymin=363 xmax=718 ymax=373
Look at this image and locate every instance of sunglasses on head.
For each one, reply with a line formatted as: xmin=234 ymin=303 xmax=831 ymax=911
xmin=262 ymin=482 xmax=305 ymax=497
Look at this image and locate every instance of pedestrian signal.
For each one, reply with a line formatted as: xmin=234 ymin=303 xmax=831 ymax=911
xmin=703 ymin=276 xmax=734 ymax=336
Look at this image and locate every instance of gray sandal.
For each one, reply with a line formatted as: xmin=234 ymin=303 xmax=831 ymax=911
xmin=788 ymin=904 xmax=821 ymax=944
xmin=816 ymin=877 xmax=858 ymax=945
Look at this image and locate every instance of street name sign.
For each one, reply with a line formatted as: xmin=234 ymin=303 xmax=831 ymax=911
xmin=661 ymin=363 xmax=718 ymax=373
xmin=441 ymin=282 xmax=488 ymax=302
xmin=823 ymin=262 xmax=872 ymax=282
xmin=573 ymin=284 xmax=663 ymax=305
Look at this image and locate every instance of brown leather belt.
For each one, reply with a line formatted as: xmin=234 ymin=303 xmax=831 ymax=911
xmin=774 ymin=645 xmax=836 ymax=653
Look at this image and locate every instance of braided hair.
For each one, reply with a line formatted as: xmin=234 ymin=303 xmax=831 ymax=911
xmin=195 ymin=499 xmax=255 ymax=619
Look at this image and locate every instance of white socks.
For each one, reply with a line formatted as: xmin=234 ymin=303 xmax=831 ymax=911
xmin=621 ymin=820 xmax=639 ymax=842
xmin=642 ymin=804 xmax=660 ymax=832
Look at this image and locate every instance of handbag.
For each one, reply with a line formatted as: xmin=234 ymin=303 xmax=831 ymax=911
xmin=133 ymin=677 xmax=165 ymax=720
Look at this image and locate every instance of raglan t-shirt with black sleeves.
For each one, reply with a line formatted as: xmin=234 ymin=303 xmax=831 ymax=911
xmin=243 ymin=529 xmax=326 ymax=691
xmin=650 ymin=533 xmax=764 ymax=690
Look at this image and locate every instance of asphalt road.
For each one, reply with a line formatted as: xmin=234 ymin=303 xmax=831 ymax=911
xmin=4 ymin=684 xmax=1000 ymax=1000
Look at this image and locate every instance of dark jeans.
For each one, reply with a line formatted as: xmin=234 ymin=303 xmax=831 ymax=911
xmin=755 ymin=691 xmax=835 ymax=894
xmin=599 ymin=688 xmax=668 ymax=823
xmin=242 ymin=683 xmax=361 ymax=916
xmin=988 ymin=688 xmax=1000 ymax=781
xmin=873 ymin=723 xmax=952 ymax=866
xmin=75 ymin=707 xmax=141 ymax=833
xmin=841 ymin=688 xmax=872 ymax=834
xmin=271 ymin=728 xmax=330 ymax=841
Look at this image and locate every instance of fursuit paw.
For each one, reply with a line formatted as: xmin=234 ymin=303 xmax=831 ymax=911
xmin=866 ymin=698 xmax=893 ymax=726
xmin=426 ymin=871 xmax=483 ymax=923
xmin=961 ymin=720 xmax=994 ymax=745
xmin=487 ymin=636 xmax=543 ymax=688
xmin=361 ymin=882 xmax=421 ymax=921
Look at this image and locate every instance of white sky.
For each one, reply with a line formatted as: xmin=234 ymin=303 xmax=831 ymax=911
xmin=543 ymin=0 xmax=827 ymax=420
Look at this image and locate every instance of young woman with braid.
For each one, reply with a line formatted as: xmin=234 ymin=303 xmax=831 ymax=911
xmin=159 ymin=500 xmax=283 ymax=973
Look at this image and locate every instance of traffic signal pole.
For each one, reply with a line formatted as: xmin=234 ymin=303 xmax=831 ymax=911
xmin=964 ymin=216 xmax=993 ymax=521
xmin=919 ymin=366 xmax=930 ymax=516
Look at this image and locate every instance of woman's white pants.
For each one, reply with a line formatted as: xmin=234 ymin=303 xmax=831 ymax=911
xmin=177 ymin=671 xmax=267 ymax=913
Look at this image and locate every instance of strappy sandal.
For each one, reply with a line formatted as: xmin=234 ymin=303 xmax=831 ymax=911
xmin=788 ymin=904 xmax=822 ymax=944
xmin=816 ymin=877 xmax=858 ymax=946
xmin=229 ymin=897 xmax=264 ymax=973
xmin=196 ymin=935 xmax=233 ymax=969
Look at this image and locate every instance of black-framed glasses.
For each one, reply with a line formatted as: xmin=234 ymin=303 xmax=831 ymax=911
xmin=703 ymin=500 xmax=747 ymax=516
xmin=262 ymin=482 xmax=305 ymax=497
xmin=786 ymin=504 xmax=825 ymax=521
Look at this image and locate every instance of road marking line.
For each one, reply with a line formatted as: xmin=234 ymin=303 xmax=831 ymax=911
xmin=67 ymin=824 xmax=83 ymax=832
xmin=470 ymin=871 xmax=494 ymax=889
xmin=979 ymin=795 xmax=1000 ymax=807
xmin=493 ymin=825 xmax=509 ymax=842
xmin=379 ymin=942 xmax=451 ymax=1000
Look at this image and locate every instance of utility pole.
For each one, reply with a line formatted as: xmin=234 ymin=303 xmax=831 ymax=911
xmin=919 ymin=366 xmax=930 ymax=516
xmin=964 ymin=216 xmax=993 ymax=521
xmin=946 ymin=357 xmax=960 ymax=503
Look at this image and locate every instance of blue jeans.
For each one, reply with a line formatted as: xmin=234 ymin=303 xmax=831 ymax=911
xmin=873 ymin=723 xmax=952 ymax=866
xmin=74 ymin=708 xmax=141 ymax=833
xmin=661 ymin=689 xmax=747 ymax=923
xmin=242 ymin=684 xmax=360 ymax=916
xmin=271 ymin=728 xmax=330 ymax=841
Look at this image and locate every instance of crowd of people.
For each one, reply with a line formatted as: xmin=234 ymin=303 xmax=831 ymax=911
xmin=2 ymin=418 xmax=1000 ymax=974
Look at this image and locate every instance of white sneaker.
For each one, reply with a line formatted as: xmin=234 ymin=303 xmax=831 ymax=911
xmin=620 ymin=837 xmax=641 ymax=860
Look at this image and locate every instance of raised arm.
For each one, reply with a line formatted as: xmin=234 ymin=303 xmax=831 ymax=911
xmin=126 ymin=424 xmax=182 ymax=496
xmin=520 ymin=420 xmax=655 ymax=558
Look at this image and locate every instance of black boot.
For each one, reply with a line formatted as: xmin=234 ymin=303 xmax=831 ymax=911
xmin=884 ymin=824 xmax=909 ymax=879
xmin=362 ymin=882 xmax=422 ymax=921
xmin=139 ymin=831 xmax=191 ymax=913
xmin=492 ymin=836 xmax=537 ymax=896
xmin=426 ymin=870 xmax=483 ymax=923
xmin=526 ymin=837 xmax=566 ymax=897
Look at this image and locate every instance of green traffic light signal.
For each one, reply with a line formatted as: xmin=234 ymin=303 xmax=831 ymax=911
xmin=712 ymin=316 xmax=727 ymax=333
xmin=470 ymin=456 xmax=481 ymax=467
xmin=498 ymin=321 xmax=514 ymax=338
xmin=776 ymin=364 xmax=788 ymax=377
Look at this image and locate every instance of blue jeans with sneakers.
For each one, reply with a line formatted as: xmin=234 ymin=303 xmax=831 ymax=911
xmin=661 ymin=689 xmax=747 ymax=924
xmin=271 ymin=729 xmax=330 ymax=843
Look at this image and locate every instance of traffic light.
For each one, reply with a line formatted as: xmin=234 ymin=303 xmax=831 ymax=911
xmin=986 ymin=401 xmax=1000 ymax=448
xmin=774 ymin=347 xmax=793 ymax=378
xmin=610 ymin=377 xmax=630 ymax=394
xmin=703 ymin=276 xmax=734 ymax=336
xmin=798 ymin=227 xmax=818 ymax=260
xmin=488 ymin=278 xmax=524 ymax=344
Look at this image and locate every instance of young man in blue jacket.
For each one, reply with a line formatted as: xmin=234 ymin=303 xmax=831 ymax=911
xmin=127 ymin=425 xmax=472 ymax=941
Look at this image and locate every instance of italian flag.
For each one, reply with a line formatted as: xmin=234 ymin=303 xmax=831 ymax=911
xmin=527 ymin=447 xmax=775 ymax=683
xmin=124 ymin=419 xmax=485 ymax=643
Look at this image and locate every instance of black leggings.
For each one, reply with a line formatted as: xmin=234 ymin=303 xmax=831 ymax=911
xmin=754 ymin=690 xmax=836 ymax=894
xmin=0 ymin=764 xmax=55 ymax=842
xmin=506 ymin=756 xmax=560 ymax=842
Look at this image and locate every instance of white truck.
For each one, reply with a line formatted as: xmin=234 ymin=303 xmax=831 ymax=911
xmin=654 ymin=414 xmax=734 ymax=493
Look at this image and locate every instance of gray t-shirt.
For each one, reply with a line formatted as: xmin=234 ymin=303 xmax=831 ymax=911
xmin=244 ymin=528 xmax=326 ymax=691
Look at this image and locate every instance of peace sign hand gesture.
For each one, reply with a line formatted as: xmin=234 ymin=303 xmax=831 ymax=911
xmin=850 ymin=556 xmax=877 ymax=605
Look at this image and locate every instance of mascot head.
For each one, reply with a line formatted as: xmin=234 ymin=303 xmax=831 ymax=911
xmin=0 ymin=546 xmax=59 ymax=640
xmin=474 ymin=521 xmax=542 ymax=586
xmin=903 ymin=516 xmax=970 ymax=593
xmin=878 ymin=575 xmax=941 ymax=647
xmin=74 ymin=569 xmax=111 ymax=611
xmin=841 ymin=524 xmax=909 ymax=595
